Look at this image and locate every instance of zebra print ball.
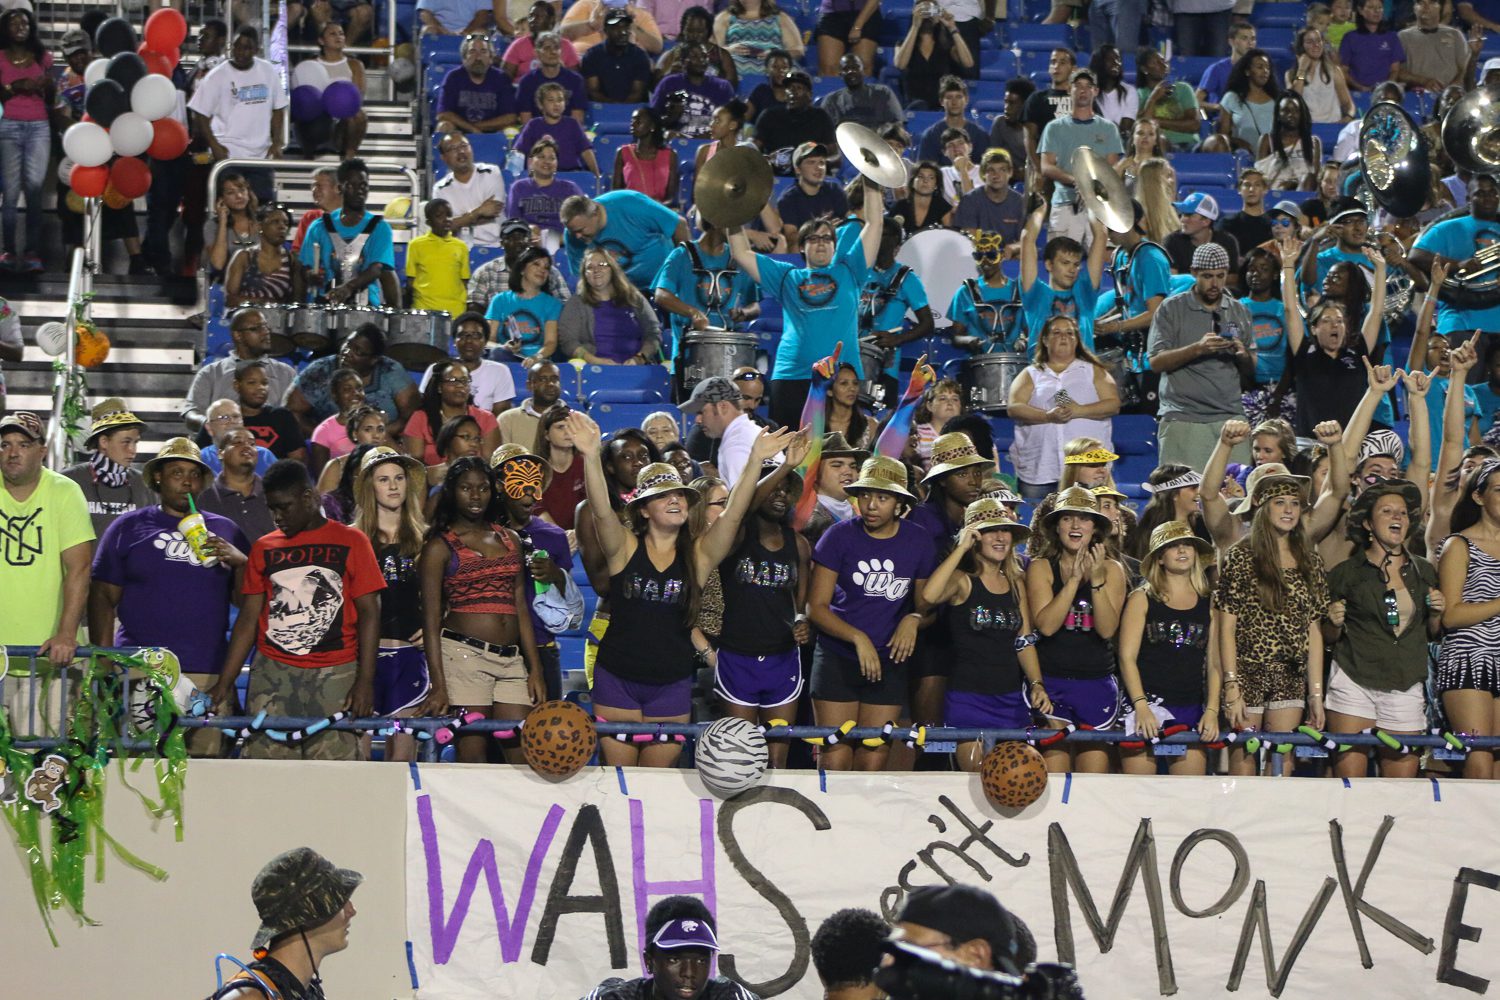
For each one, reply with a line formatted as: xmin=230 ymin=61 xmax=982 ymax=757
xmin=980 ymin=741 xmax=1048 ymax=810
xmin=695 ymin=717 xmax=769 ymax=798
xmin=521 ymin=700 xmax=598 ymax=778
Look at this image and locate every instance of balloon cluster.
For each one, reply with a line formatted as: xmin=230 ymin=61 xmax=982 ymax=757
xmin=289 ymin=63 xmax=364 ymax=124
xmin=59 ymin=11 xmax=189 ymax=208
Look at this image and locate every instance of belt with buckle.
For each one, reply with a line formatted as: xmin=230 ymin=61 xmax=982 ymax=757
xmin=441 ymin=629 xmax=519 ymax=657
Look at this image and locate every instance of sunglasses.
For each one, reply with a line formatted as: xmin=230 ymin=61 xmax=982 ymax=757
xmin=732 ymin=371 xmax=763 ymax=382
xmin=972 ymin=250 xmax=1001 ymax=262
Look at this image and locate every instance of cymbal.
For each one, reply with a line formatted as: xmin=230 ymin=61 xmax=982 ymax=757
xmin=695 ymin=146 xmax=775 ymax=229
xmin=1070 ymin=147 xmax=1132 ymax=234
xmin=836 ymin=121 xmax=907 ymax=189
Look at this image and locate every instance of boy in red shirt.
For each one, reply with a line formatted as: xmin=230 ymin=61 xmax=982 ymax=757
xmin=212 ymin=460 xmax=385 ymax=759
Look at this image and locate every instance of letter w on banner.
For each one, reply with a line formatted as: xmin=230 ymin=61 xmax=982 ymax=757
xmin=405 ymin=770 xmax=1500 ymax=1000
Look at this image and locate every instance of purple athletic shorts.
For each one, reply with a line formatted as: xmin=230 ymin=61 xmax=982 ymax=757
xmin=1124 ymin=699 xmax=1204 ymax=735
xmin=944 ymin=689 xmax=1032 ymax=730
xmin=1030 ymin=675 xmax=1121 ymax=729
xmin=714 ymin=647 xmax=803 ymax=709
xmin=592 ymin=663 xmax=693 ymax=717
xmin=376 ymin=645 xmax=429 ymax=716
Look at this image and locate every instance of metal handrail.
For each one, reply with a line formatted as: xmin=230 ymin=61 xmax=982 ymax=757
xmin=204 ymin=157 xmax=422 ymax=229
xmin=45 ymin=246 xmax=92 ymax=471
xmin=234 ymin=0 xmax=401 ymax=105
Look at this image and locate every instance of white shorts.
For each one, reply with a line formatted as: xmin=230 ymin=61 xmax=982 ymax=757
xmin=1048 ymin=200 xmax=1094 ymax=253
xmin=1324 ymin=662 xmax=1427 ymax=732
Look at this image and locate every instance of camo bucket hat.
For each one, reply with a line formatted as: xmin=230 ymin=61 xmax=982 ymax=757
xmin=250 ymin=847 xmax=363 ymax=950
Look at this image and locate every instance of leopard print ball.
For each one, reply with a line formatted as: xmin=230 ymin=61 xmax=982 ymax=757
xmin=980 ymin=741 xmax=1047 ymax=810
xmin=522 ymin=701 xmax=598 ymax=778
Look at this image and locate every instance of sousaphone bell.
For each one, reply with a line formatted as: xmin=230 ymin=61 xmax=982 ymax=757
xmin=1433 ymin=88 xmax=1500 ymax=309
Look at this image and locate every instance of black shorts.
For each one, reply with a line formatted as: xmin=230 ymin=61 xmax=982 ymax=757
xmin=813 ymin=10 xmax=885 ymax=43
xmin=810 ymin=644 xmax=908 ymax=708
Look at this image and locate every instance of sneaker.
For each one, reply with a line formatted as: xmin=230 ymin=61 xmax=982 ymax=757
xmin=23 ymin=254 xmax=42 ymax=273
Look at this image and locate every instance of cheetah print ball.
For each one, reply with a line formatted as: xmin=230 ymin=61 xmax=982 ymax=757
xmin=981 ymin=741 xmax=1047 ymax=810
xmin=522 ymin=700 xmax=598 ymax=778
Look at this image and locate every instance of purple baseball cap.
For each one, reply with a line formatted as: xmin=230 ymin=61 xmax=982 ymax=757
xmin=651 ymin=918 xmax=721 ymax=951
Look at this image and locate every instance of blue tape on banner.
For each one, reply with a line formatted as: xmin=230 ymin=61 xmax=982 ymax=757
xmin=616 ymin=766 xmax=629 ymax=795
xmin=1430 ymin=777 xmax=1442 ymax=802
xmin=1342 ymin=777 xmax=1351 ymax=789
xmin=1061 ymin=772 xmax=1072 ymax=804
xmin=819 ymin=768 xmax=827 ymax=793
xmin=406 ymin=941 xmax=419 ymax=989
xmin=408 ymin=761 xmax=421 ymax=791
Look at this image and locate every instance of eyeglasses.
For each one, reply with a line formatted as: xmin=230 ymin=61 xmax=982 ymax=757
xmin=972 ymin=251 xmax=1001 ymax=262
xmin=441 ymin=377 xmax=473 ymax=386
xmin=803 ymin=234 xmax=835 ymax=245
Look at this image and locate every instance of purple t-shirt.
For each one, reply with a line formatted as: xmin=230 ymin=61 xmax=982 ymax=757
xmin=515 ymin=66 xmax=590 ymax=118
xmin=592 ymin=301 xmax=644 ymax=362
xmin=905 ymin=496 xmax=958 ymax=547
xmin=650 ymin=73 xmax=736 ymax=139
xmin=438 ymin=66 xmax=519 ymax=124
xmin=91 ymin=506 xmax=249 ymax=674
xmin=505 ymin=176 xmax=585 ymax=233
xmin=1338 ymin=30 xmax=1406 ymax=88
xmin=812 ymin=517 xmax=937 ymax=658
xmin=513 ymin=116 xmax=594 ymax=170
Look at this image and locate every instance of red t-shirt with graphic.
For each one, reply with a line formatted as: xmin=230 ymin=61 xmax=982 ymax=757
xmin=243 ymin=519 xmax=386 ymax=668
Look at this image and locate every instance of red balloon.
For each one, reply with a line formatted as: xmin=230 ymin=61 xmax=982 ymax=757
xmin=147 ymin=117 xmax=189 ymax=160
xmin=137 ymin=45 xmax=175 ymax=77
xmin=144 ymin=8 xmax=189 ymax=52
xmin=71 ymin=164 xmax=109 ymax=198
xmin=109 ymin=156 xmax=152 ymax=200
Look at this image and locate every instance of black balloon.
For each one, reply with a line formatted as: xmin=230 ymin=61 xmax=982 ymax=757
xmin=84 ymin=79 xmax=129 ymax=127
xmin=105 ymin=52 xmax=148 ymax=93
xmin=94 ymin=16 xmax=137 ymax=59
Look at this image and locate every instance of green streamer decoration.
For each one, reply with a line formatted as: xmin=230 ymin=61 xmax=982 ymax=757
xmin=0 ymin=648 xmax=189 ymax=944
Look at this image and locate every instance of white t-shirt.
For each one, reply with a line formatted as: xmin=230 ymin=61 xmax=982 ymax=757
xmin=1097 ymin=87 xmax=1139 ymax=129
xmin=291 ymin=56 xmax=355 ymax=89
xmin=419 ymin=357 xmax=516 ymax=411
xmin=717 ymin=412 xmax=776 ymax=488
xmin=432 ymin=164 xmax=507 ymax=248
xmin=187 ymin=57 xmax=289 ymax=159
xmin=941 ymin=163 xmax=981 ymax=204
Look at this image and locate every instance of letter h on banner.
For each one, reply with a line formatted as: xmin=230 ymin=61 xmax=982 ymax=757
xmin=629 ymin=798 xmax=718 ymax=972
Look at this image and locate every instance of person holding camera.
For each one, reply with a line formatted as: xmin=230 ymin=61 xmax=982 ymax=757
xmin=890 ymin=884 xmax=1038 ymax=977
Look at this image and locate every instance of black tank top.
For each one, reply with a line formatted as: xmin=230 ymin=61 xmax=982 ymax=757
xmin=1037 ymin=556 xmax=1116 ymax=679
xmin=1136 ymin=591 xmax=1210 ymax=703
xmin=596 ymin=541 xmax=695 ymax=684
xmin=718 ymin=525 xmax=799 ymax=655
xmin=376 ymin=542 xmax=424 ymax=641
xmin=947 ymin=576 xmax=1024 ymax=695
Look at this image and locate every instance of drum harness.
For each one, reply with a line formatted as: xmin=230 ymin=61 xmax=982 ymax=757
xmin=1108 ymin=239 xmax=1169 ymax=373
xmin=962 ymin=277 xmax=1023 ymax=352
xmin=859 ymin=264 xmax=914 ymax=370
xmin=685 ymin=241 xmax=745 ymax=325
xmin=323 ymin=214 xmax=383 ymax=307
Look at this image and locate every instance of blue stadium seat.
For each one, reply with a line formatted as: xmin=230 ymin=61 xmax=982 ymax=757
xmin=578 ymin=363 xmax=673 ymax=399
xmin=1113 ymin=414 xmax=1158 ymax=455
xmin=588 ymin=388 xmax=667 ymax=405
xmin=739 ymin=73 xmax=768 ymax=97
xmin=1170 ymin=55 xmax=1219 ymax=89
xmin=1254 ymin=27 xmax=1296 ymax=56
xmin=420 ymin=34 xmax=463 ymax=65
xmin=469 ymin=245 xmax=504 ymax=272
xmin=1019 ymin=50 xmax=1051 ymax=79
xmin=557 ymin=170 xmax=599 ymax=195
xmin=591 ymin=134 xmax=620 ymax=180
xmin=1403 ymin=91 xmax=1433 ymax=119
xmin=591 ymin=104 xmax=638 ymax=133
xmin=592 ymin=400 xmax=671 ymax=434
xmin=1168 ymin=152 xmax=1237 ymax=188
xmin=1010 ymin=22 xmax=1072 ymax=52
xmin=978 ymin=49 xmax=1019 ymax=81
xmin=1352 ymin=90 xmax=1373 ymax=114
xmin=811 ymin=76 xmax=843 ymax=101
xmin=1310 ymin=122 xmax=1342 ymax=154
xmin=905 ymin=109 xmax=943 ymax=138
xmin=1250 ymin=4 xmax=1306 ymax=27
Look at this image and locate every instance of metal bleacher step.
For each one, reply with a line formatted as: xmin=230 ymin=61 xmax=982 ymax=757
xmin=3 ymin=274 xmax=202 ymax=462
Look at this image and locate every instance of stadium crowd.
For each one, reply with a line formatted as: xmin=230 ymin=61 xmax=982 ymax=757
xmin=4 ymin=0 xmax=1500 ymax=783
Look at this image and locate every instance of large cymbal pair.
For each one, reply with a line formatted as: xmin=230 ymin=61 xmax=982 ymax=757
xmin=1069 ymin=147 xmax=1133 ymax=234
xmin=695 ymin=123 xmax=908 ymax=229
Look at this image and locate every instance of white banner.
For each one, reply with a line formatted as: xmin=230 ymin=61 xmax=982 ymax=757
xmin=405 ymin=767 xmax=1500 ymax=1000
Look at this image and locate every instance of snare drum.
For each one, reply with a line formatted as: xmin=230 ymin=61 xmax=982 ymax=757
xmin=1095 ymin=348 xmax=1140 ymax=408
xmin=244 ymin=302 xmax=295 ymax=355
xmin=960 ymin=353 xmax=1027 ymax=413
xmin=325 ymin=306 xmax=393 ymax=345
xmin=285 ymin=305 xmax=331 ymax=351
xmin=857 ymin=338 xmax=894 ymax=410
xmin=679 ymin=329 xmax=758 ymax=393
xmin=386 ymin=309 xmax=451 ymax=369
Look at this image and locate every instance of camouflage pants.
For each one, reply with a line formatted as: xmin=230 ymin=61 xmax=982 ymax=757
xmin=243 ymin=655 xmax=361 ymax=761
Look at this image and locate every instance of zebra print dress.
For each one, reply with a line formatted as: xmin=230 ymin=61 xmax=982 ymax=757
xmin=1437 ymin=536 xmax=1500 ymax=695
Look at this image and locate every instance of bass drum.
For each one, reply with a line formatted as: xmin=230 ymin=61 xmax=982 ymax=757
xmin=245 ymin=302 xmax=295 ymax=356
xmin=679 ymin=329 xmax=758 ymax=394
xmin=896 ymin=229 xmax=979 ymax=324
xmin=959 ymin=353 xmax=1027 ymax=414
xmin=387 ymin=309 xmax=451 ymax=369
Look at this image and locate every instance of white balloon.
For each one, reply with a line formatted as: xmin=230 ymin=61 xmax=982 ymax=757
xmin=291 ymin=59 xmax=330 ymax=91
xmin=62 ymin=122 xmax=114 ymax=168
xmin=130 ymin=74 xmax=176 ymax=121
xmin=56 ymin=156 xmax=75 ymax=187
xmin=83 ymin=58 xmax=108 ymax=88
xmin=109 ymin=112 xmax=154 ymax=157
xmin=694 ymin=717 xmax=768 ymax=798
xmin=35 ymin=321 xmax=68 ymax=358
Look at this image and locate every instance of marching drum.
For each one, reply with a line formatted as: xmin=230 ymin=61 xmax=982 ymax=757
xmin=387 ymin=309 xmax=451 ymax=369
xmin=1095 ymin=348 xmax=1141 ymax=409
xmin=960 ymin=353 xmax=1027 ymax=413
xmin=858 ymin=337 xmax=894 ymax=410
xmin=325 ymin=305 xmax=392 ymax=345
xmin=244 ymin=302 xmax=295 ymax=355
xmin=895 ymin=229 xmax=978 ymax=324
xmin=679 ymin=329 xmax=758 ymax=393
xmin=286 ymin=304 xmax=331 ymax=351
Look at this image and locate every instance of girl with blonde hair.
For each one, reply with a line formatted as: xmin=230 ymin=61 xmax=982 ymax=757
xmin=1135 ymin=157 xmax=1181 ymax=245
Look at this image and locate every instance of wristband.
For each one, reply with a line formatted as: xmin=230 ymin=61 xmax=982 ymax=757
xmin=1132 ymin=696 xmax=1149 ymax=705
xmin=794 ymin=613 xmax=808 ymax=624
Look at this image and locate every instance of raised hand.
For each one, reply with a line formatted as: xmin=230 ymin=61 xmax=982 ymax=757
xmin=1402 ymin=369 xmax=1431 ymax=398
xmin=1362 ymin=356 xmax=1398 ymax=392
xmin=1220 ymin=419 xmax=1250 ymax=447
xmin=564 ymin=410 xmax=602 ymax=456
xmin=750 ymin=426 xmax=797 ymax=463
xmin=1449 ymin=331 xmax=1480 ymax=374
xmin=1430 ymin=257 xmax=1451 ymax=287
xmin=1313 ymin=420 xmax=1343 ymax=446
